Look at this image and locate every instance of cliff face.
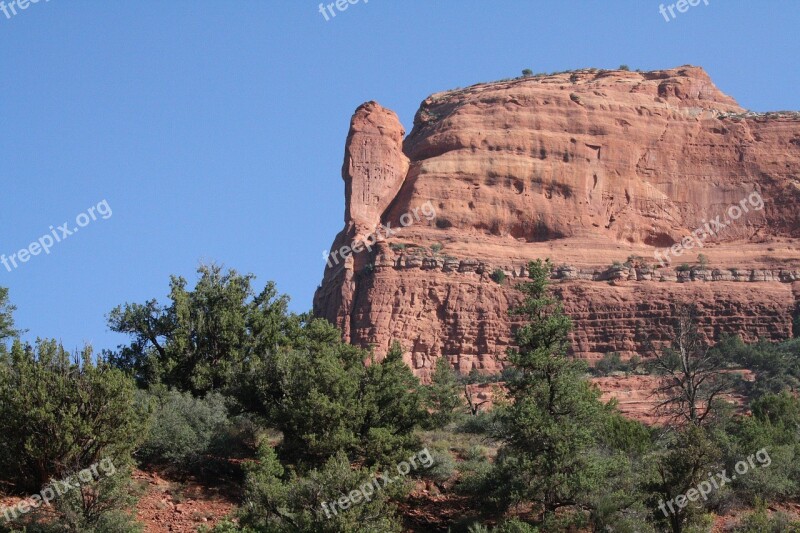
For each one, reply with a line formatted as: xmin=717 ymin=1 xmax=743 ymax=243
xmin=314 ymin=66 xmax=800 ymax=379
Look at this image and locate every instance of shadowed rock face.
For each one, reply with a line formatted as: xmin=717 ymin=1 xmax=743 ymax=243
xmin=314 ymin=66 xmax=800 ymax=379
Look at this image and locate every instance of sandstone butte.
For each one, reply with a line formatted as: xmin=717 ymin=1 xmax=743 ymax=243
xmin=314 ymin=66 xmax=800 ymax=381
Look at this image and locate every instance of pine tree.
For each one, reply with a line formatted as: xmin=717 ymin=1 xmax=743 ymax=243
xmin=425 ymin=356 xmax=463 ymax=427
xmin=492 ymin=259 xmax=606 ymax=523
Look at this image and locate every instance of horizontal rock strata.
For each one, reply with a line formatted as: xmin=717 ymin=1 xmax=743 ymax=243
xmin=315 ymin=66 xmax=800 ymax=379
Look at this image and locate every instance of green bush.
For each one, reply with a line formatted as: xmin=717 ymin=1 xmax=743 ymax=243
xmin=592 ymin=353 xmax=643 ymax=377
xmin=0 ymin=340 xmax=149 ymax=493
xmin=521 ymin=69 xmax=533 ymax=77
xmin=619 ymin=64 xmax=630 ymax=71
xmin=435 ymin=218 xmax=453 ymax=229
xmin=734 ymin=503 xmax=800 ymax=532
xmin=241 ymin=329 xmax=424 ymax=466
xmin=457 ymin=410 xmax=502 ymax=435
xmin=464 ymin=445 xmax=488 ymax=463
xmin=456 ymin=448 xmax=494 ymax=498
xmin=234 ymin=444 xmax=405 ymax=533
xmin=460 ymin=367 xmax=500 ymax=385
xmin=599 ymin=411 xmax=653 ymax=455
xmin=490 ymin=269 xmax=507 ymax=284
xmin=724 ymin=393 xmax=800 ymax=503
xmin=494 ymin=519 xmax=540 ymax=532
xmin=498 ymin=365 xmax=522 ymax=383
xmin=424 ymin=447 xmax=457 ymax=483
xmin=593 ymin=352 xmax=626 ymax=375
xmin=21 ymin=464 xmax=143 ymax=533
xmin=719 ymin=336 xmax=800 ymax=398
xmin=138 ymin=389 xmax=233 ymax=470
xmin=469 ymin=522 xmax=541 ymax=533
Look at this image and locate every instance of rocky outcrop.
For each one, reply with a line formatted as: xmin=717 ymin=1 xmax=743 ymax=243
xmin=342 ymin=102 xmax=410 ymax=237
xmin=314 ymin=66 xmax=800 ymax=379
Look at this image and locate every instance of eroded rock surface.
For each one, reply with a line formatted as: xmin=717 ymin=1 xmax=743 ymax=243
xmin=314 ymin=66 xmax=800 ymax=379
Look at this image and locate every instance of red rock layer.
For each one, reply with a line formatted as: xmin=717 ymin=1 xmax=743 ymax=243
xmin=314 ymin=66 xmax=800 ymax=379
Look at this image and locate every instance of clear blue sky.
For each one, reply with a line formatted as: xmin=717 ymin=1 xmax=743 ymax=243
xmin=1 ymin=1 xmax=798 ymax=352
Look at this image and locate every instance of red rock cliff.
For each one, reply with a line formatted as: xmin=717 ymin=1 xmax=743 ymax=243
xmin=314 ymin=66 xmax=800 ymax=379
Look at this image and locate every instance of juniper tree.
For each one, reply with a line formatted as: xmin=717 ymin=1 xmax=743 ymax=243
xmin=108 ymin=263 xmax=300 ymax=395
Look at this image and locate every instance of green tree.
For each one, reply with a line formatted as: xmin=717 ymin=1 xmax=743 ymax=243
xmin=793 ymin=303 xmax=800 ymax=338
xmin=0 ymin=340 xmax=149 ymax=492
xmin=0 ymin=288 xmax=14 ymax=334
xmin=253 ymin=343 xmax=364 ymax=463
xmin=726 ymin=392 xmax=800 ymax=503
xmin=108 ymin=264 xmax=300 ymax=395
xmin=648 ymin=425 xmax=722 ymax=533
xmin=719 ymin=335 xmax=800 ymax=398
xmin=490 ymin=259 xmax=607 ymax=523
xmin=424 ymin=357 xmax=463 ymax=427
xmin=359 ymin=342 xmax=425 ymax=465
xmin=0 ymin=287 xmax=19 ymax=351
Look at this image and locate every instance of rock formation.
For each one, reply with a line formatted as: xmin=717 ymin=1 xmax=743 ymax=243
xmin=314 ymin=66 xmax=800 ymax=379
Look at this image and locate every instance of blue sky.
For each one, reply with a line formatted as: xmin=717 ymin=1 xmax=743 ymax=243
xmin=1 ymin=1 xmax=798 ymax=352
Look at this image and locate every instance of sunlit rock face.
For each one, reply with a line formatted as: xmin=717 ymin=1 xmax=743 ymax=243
xmin=315 ymin=66 xmax=800 ymax=380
